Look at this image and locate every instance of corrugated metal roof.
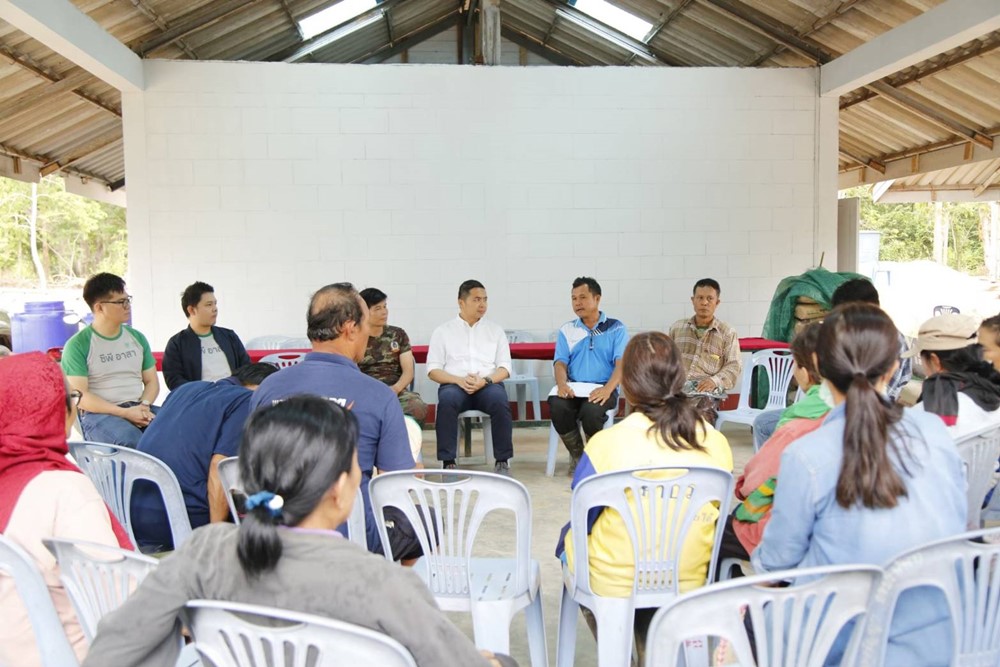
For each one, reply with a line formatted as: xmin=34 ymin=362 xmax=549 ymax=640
xmin=0 ymin=0 xmax=996 ymax=197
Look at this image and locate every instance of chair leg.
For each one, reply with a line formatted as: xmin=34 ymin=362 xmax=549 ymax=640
xmin=526 ymin=593 xmax=549 ymax=667
xmin=546 ymin=424 xmax=560 ymax=477
xmin=530 ymin=380 xmax=541 ymax=422
xmin=516 ymin=384 xmax=527 ymax=421
xmin=483 ymin=418 xmax=494 ymax=465
xmin=592 ymin=597 xmax=634 ymax=667
xmin=556 ymin=587 xmax=579 ymax=667
xmin=470 ymin=600 xmax=513 ymax=655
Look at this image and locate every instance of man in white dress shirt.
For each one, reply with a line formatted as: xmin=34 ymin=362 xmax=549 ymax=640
xmin=427 ymin=280 xmax=514 ymax=475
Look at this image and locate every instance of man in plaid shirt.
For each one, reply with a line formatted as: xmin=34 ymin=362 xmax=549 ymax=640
xmin=668 ymin=278 xmax=742 ymax=392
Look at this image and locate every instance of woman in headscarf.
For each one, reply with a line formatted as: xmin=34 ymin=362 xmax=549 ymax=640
xmin=0 ymin=352 xmax=132 ymax=667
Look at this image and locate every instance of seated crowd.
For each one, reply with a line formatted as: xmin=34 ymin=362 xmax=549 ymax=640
xmin=2 ymin=268 xmax=999 ymax=666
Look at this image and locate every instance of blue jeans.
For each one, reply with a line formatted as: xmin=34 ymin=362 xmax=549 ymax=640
xmin=435 ymin=383 xmax=513 ymax=462
xmin=753 ymin=408 xmax=783 ymax=451
xmin=80 ymin=403 xmax=159 ymax=448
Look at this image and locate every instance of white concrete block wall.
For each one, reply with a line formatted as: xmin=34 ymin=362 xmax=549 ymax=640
xmin=123 ymin=61 xmax=834 ymax=401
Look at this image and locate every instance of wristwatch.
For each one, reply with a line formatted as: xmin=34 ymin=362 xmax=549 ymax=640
xmin=483 ymin=377 xmax=493 ymax=385
xmin=140 ymin=400 xmax=151 ymax=407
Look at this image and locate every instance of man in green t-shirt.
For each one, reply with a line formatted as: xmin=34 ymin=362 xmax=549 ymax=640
xmin=358 ymin=287 xmax=428 ymax=425
xmin=62 ymin=273 xmax=159 ymax=448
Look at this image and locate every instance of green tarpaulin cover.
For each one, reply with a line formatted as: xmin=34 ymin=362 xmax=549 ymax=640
xmin=761 ymin=268 xmax=868 ymax=343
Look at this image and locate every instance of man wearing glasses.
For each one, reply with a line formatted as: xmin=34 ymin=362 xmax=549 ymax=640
xmin=549 ymin=277 xmax=629 ymax=476
xmin=62 ymin=272 xmax=159 ymax=448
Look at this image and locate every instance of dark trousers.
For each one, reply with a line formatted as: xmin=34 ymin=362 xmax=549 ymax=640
xmin=548 ymin=391 xmax=618 ymax=439
xmin=435 ymin=383 xmax=513 ymax=462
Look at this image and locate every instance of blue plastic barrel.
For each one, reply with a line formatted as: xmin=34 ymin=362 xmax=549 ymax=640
xmin=11 ymin=301 xmax=79 ymax=353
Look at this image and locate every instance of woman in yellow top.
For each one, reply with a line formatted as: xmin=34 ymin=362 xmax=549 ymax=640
xmin=555 ymin=331 xmax=733 ymax=647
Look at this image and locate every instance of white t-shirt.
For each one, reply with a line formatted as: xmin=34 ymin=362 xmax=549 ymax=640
xmin=915 ymin=392 xmax=1000 ymax=440
xmin=199 ymin=333 xmax=232 ymax=382
xmin=426 ymin=316 xmax=512 ymax=378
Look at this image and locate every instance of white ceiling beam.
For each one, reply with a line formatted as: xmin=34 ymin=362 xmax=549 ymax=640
xmin=838 ymin=135 xmax=1000 ymax=189
xmin=0 ymin=0 xmax=144 ymax=92
xmin=820 ymin=0 xmax=1000 ymax=97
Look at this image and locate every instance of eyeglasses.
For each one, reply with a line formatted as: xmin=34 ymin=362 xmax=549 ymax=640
xmin=102 ymin=296 xmax=133 ymax=308
xmin=68 ymin=390 xmax=82 ymax=406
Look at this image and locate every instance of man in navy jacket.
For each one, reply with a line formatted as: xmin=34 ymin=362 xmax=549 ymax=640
xmin=162 ymin=281 xmax=250 ymax=390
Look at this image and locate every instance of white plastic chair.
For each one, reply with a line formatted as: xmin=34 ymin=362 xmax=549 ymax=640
xmin=545 ymin=384 xmax=616 ymax=477
xmin=281 ymin=337 xmax=311 ymax=348
xmin=645 ymin=564 xmax=882 ymax=667
xmin=458 ymin=409 xmax=494 ymax=465
xmin=558 ymin=465 xmax=733 ymax=667
xmin=716 ymin=349 xmax=795 ymax=430
xmin=506 ymin=330 xmax=542 ymax=421
xmin=245 ymin=335 xmax=293 ymax=350
xmin=69 ymin=441 xmax=193 ymax=550
xmin=0 ymin=535 xmax=79 ymax=667
xmin=217 ymin=455 xmax=367 ymax=547
xmin=858 ymin=527 xmax=1000 ymax=667
xmin=368 ymin=470 xmax=547 ymax=666
xmin=185 ymin=599 xmax=417 ymax=667
xmin=42 ymin=538 xmax=159 ymax=642
xmin=954 ymin=425 xmax=1000 ymax=530
xmin=259 ymin=351 xmax=307 ymax=368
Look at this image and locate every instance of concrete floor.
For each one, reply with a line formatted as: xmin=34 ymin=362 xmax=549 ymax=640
xmin=415 ymin=421 xmax=755 ymax=667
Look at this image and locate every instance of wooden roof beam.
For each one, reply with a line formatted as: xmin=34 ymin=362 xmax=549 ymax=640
xmin=125 ymin=0 xmax=198 ymax=59
xmin=748 ymin=0 xmax=862 ymax=66
xmin=839 ymin=150 xmax=886 ymax=173
xmin=698 ymin=0 xmax=832 ymax=64
xmin=642 ymin=0 xmax=694 ymax=44
xmin=356 ymin=11 xmax=460 ymax=64
xmin=0 ymin=44 xmax=121 ymax=117
xmin=0 ymin=68 xmax=93 ymax=124
xmin=973 ymin=162 xmax=1000 ymax=197
xmin=38 ymin=130 xmax=122 ymax=177
xmin=866 ymin=80 xmax=993 ymax=149
xmin=821 ymin=0 xmax=1000 ymax=97
xmin=0 ymin=0 xmax=144 ymax=92
xmin=137 ymin=0 xmax=259 ymax=56
xmin=502 ymin=25 xmax=580 ymax=65
xmin=275 ymin=0 xmax=303 ymax=40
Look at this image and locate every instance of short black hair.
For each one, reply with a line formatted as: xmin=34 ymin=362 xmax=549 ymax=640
xmin=832 ymin=278 xmax=879 ymax=307
xmin=458 ymin=280 xmax=485 ymax=300
xmin=693 ymin=278 xmax=721 ymax=296
xmin=233 ymin=362 xmax=279 ymax=387
xmin=181 ymin=281 xmax=214 ymax=317
xmin=359 ymin=287 xmax=387 ymax=309
xmin=83 ymin=273 xmax=126 ymax=309
xmin=572 ymin=276 xmax=601 ymax=296
xmin=307 ymin=283 xmax=363 ymax=342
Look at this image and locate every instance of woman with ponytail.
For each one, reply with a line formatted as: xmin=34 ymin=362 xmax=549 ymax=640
xmin=84 ymin=396 xmax=506 ymax=667
xmin=555 ymin=331 xmax=732 ymax=607
xmin=754 ymin=304 xmax=966 ymax=666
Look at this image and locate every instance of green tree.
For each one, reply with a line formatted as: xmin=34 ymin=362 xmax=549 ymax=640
xmin=842 ymin=185 xmax=989 ymax=275
xmin=0 ymin=175 xmax=126 ymax=286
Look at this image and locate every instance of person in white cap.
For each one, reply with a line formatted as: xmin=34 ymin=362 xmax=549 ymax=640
xmin=910 ymin=313 xmax=1000 ymax=439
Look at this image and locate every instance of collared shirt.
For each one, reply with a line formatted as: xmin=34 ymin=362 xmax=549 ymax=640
xmin=753 ymin=404 xmax=966 ymax=666
xmin=249 ymin=352 xmax=414 ymax=553
xmin=668 ymin=316 xmax=742 ymax=391
xmin=554 ymin=312 xmax=628 ymax=384
xmin=426 ymin=316 xmax=512 ymax=378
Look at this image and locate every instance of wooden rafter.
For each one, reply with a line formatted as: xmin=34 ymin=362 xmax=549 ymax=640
xmin=0 ymin=45 xmax=120 ymax=118
xmin=39 ymin=131 xmax=122 ymax=177
xmin=698 ymin=0 xmax=832 ymax=64
xmin=0 ymin=141 xmax=108 ymax=184
xmin=126 ymin=0 xmax=199 ymax=59
xmin=839 ymin=149 xmax=886 ymax=173
xmin=502 ymin=25 xmax=581 ymax=65
xmin=137 ymin=0 xmax=260 ymax=55
xmin=866 ymin=81 xmax=994 ymax=149
xmin=0 ymin=69 xmax=93 ymax=124
xmin=275 ymin=0 xmax=303 ymax=40
xmin=748 ymin=0 xmax=863 ymax=66
xmin=973 ymin=162 xmax=1000 ymax=197
xmin=356 ymin=11 xmax=460 ymax=64
xmin=643 ymin=0 xmax=694 ymax=44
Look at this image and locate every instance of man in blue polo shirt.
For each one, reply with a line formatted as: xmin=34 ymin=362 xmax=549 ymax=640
xmin=549 ymin=277 xmax=629 ymax=476
xmin=130 ymin=362 xmax=279 ymax=550
xmin=250 ymin=282 xmax=418 ymax=558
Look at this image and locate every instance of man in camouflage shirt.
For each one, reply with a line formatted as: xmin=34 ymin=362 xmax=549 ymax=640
xmin=359 ymin=288 xmax=429 ymax=424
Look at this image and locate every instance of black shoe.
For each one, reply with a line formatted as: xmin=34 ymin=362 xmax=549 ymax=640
xmin=494 ymin=460 xmax=511 ymax=477
xmin=443 ymin=460 xmax=457 ymax=470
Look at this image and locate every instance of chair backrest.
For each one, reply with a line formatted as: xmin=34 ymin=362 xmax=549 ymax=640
xmin=0 ymin=535 xmax=79 ymax=667
xmin=185 ymin=599 xmax=417 ymax=667
xmin=859 ymin=527 xmax=1000 ymax=666
xmin=954 ymin=425 xmax=1000 ymax=530
xmin=368 ymin=470 xmax=532 ymax=598
xmin=245 ymin=335 xmax=292 ymax=350
xmin=281 ymin=337 xmax=311 ymax=348
xmin=646 ymin=564 xmax=882 ymax=667
xmin=218 ymin=456 xmax=366 ymax=547
xmin=259 ymin=352 xmax=307 ymax=368
xmin=934 ymin=305 xmax=960 ymax=316
xmin=69 ymin=441 xmax=193 ymax=549
xmin=216 ymin=456 xmax=242 ymax=524
xmin=42 ymin=538 xmax=159 ymax=642
xmin=750 ymin=349 xmax=797 ymax=411
xmin=568 ymin=466 xmax=733 ymax=602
